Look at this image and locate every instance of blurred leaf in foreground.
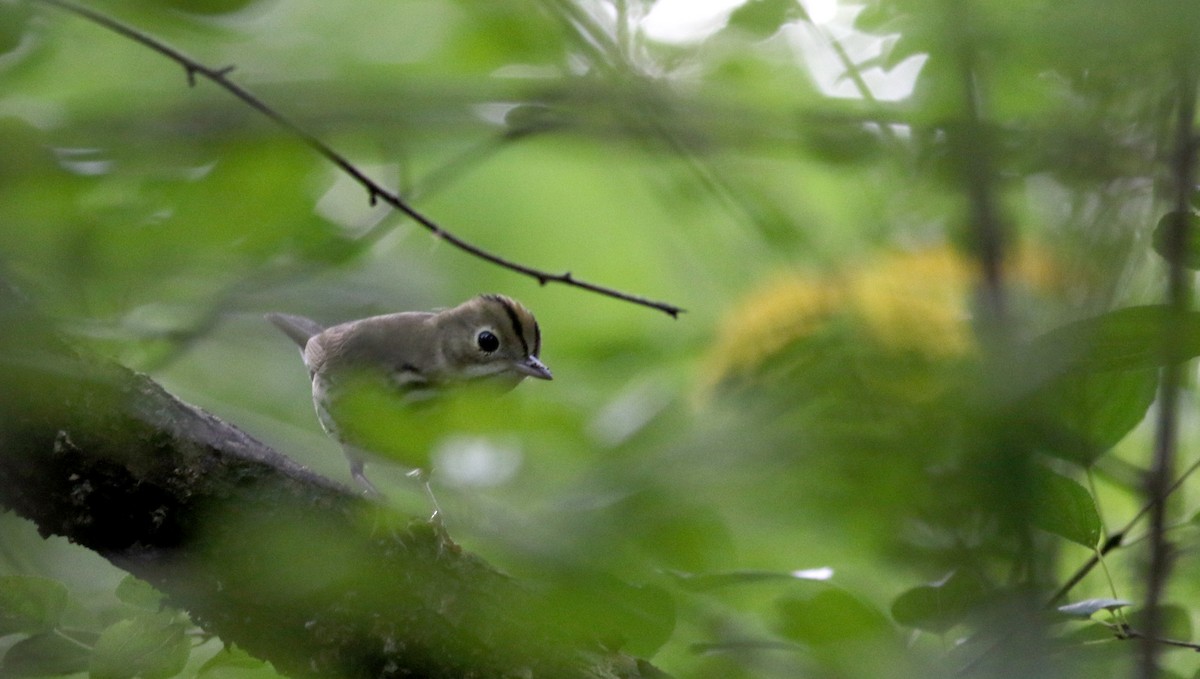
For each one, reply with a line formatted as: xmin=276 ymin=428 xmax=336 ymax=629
xmin=0 ymin=575 xmax=68 ymax=636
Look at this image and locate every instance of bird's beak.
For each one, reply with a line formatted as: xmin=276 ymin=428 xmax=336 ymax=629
xmin=515 ymin=355 xmax=553 ymax=380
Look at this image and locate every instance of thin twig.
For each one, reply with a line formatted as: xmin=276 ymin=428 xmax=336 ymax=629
xmin=1139 ymin=64 xmax=1197 ymax=679
xmin=1110 ymin=623 xmax=1200 ymax=652
xmin=34 ymin=0 xmax=683 ymax=318
xmin=1046 ymin=532 xmax=1126 ymax=608
xmin=1048 ymin=454 xmax=1200 ymax=607
xmin=961 ymin=619 xmax=1200 ymax=678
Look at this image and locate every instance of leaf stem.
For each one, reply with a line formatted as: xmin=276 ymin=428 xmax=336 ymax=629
xmin=52 ymin=627 xmax=95 ymax=652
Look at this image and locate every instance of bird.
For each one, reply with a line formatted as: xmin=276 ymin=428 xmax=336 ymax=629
xmin=266 ymin=294 xmax=552 ymax=501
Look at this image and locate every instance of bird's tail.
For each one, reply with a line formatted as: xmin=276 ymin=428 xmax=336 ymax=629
xmin=265 ymin=312 xmax=326 ymax=348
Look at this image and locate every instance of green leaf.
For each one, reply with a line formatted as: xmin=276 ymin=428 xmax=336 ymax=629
xmin=152 ymin=0 xmax=262 ymax=15
xmin=89 ymin=614 xmax=190 ymax=679
xmin=0 ymin=630 xmax=97 ymax=677
xmin=199 ymin=647 xmax=284 ymax=679
xmin=1057 ymin=598 xmax=1132 ymax=619
xmin=774 ymin=588 xmax=891 ymax=645
xmin=890 ymin=571 xmax=987 ymax=633
xmin=532 ymin=574 xmax=675 ymax=658
xmin=611 ymin=493 xmax=734 ymax=572
xmin=1029 ymin=305 xmax=1200 ymax=373
xmin=0 ymin=576 xmax=69 ymax=636
xmin=670 ymin=568 xmax=833 ymax=591
xmin=725 ymin=0 xmax=809 ymax=39
xmin=446 ymin=2 xmax=567 ymax=71
xmin=1152 ymin=211 xmax=1200 ymax=269
xmin=1037 ymin=367 xmax=1158 ymax=465
xmin=115 ymin=575 xmax=166 ymax=612
xmin=327 ymin=379 xmax=547 ymax=470
xmin=853 ymin=2 xmax=902 ymax=33
xmin=1031 ymin=468 xmax=1101 ymax=548
xmin=0 ymin=0 xmax=33 ymax=58
xmin=504 ymin=104 xmax=567 ymax=138
xmin=801 ymin=122 xmax=884 ymax=165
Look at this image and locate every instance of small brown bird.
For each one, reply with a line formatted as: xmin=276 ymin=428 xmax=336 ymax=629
xmin=267 ymin=294 xmax=551 ymax=496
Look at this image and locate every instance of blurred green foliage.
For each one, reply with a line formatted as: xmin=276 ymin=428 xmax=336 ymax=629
xmin=2 ymin=0 xmax=1200 ymax=677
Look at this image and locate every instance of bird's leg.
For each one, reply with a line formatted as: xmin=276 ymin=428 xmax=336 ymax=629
xmin=406 ymin=468 xmax=445 ymax=530
xmin=343 ymin=447 xmax=451 ymax=546
xmin=403 ymin=469 xmax=455 ymax=551
xmin=345 ymin=450 xmax=382 ymax=498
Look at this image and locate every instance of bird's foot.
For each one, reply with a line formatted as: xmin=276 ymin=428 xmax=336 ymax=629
xmin=352 ymin=469 xmax=383 ymax=499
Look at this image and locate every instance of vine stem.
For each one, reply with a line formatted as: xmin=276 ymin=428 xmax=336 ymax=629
xmin=33 ymin=0 xmax=683 ymax=318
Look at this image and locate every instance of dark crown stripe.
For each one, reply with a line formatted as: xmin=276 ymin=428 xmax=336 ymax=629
xmin=488 ymin=295 xmax=530 ymax=356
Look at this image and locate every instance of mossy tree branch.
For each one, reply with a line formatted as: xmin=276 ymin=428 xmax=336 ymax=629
xmin=0 ymin=286 xmax=662 ymax=679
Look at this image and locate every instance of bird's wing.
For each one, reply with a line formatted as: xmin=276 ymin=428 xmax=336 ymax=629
xmin=265 ymin=313 xmax=326 ymax=349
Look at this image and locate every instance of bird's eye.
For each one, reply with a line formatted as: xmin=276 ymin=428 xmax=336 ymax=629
xmin=476 ymin=330 xmax=500 ymax=353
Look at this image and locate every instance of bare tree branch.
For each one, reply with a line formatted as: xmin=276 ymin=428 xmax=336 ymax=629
xmin=33 ymin=0 xmax=684 ymax=319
